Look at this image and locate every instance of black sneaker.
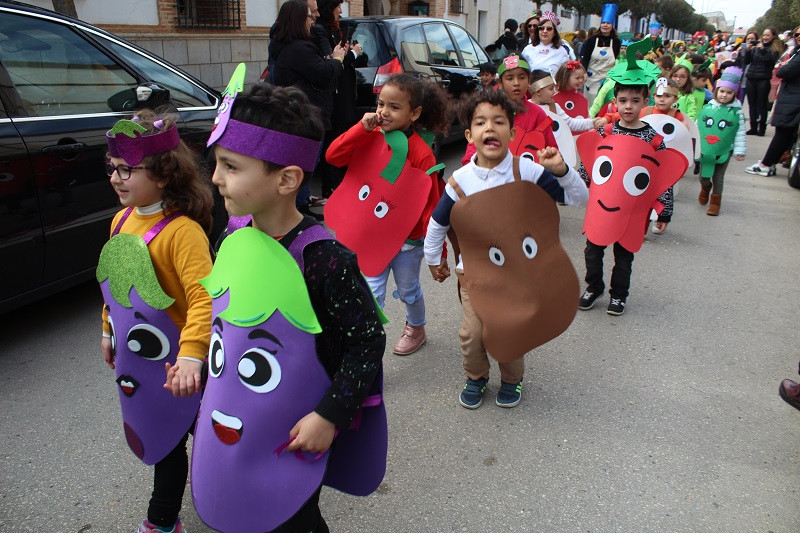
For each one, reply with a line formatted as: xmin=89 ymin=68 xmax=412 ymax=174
xmin=459 ymin=377 xmax=488 ymax=409
xmin=578 ymin=289 xmax=601 ymax=310
xmin=607 ymin=297 xmax=626 ymax=316
xmin=495 ymin=380 xmax=522 ymax=408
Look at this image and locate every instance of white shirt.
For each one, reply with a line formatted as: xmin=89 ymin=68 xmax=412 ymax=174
xmin=521 ymin=42 xmax=575 ymax=76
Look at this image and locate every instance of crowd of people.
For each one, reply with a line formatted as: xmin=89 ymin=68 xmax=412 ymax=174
xmin=96 ymin=1 xmax=800 ymax=531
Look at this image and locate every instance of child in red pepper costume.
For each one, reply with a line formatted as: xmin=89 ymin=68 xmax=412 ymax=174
xmin=577 ymin=38 xmax=687 ymax=316
xmin=461 ymin=54 xmax=557 ymax=165
xmin=326 ymin=73 xmax=449 ymax=355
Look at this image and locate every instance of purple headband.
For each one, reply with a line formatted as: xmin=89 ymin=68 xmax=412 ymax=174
xmin=106 ymin=120 xmax=180 ymax=166
xmin=215 ymin=120 xmax=321 ymax=172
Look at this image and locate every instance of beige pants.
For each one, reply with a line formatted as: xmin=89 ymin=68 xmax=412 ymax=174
xmin=457 ymin=272 xmax=524 ymax=383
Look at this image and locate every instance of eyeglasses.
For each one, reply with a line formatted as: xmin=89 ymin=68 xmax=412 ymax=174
xmin=527 ymin=24 xmax=537 ymax=29
xmin=795 ymin=32 xmax=800 ymax=37
xmin=538 ymin=26 xmax=554 ymax=32
xmin=105 ymin=162 xmax=147 ymax=180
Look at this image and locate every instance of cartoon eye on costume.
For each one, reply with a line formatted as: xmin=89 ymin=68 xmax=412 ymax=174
xmin=374 ymin=201 xmax=390 ymax=218
xmin=592 ymin=156 xmax=613 ymax=185
xmin=127 ymin=324 xmax=170 ymax=360
xmin=657 ymin=122 xmax=677 ymax=141
xmin=565 ymin=101 xmax=575 ymax=110
xmin=108 ymin=315 xmax=117 ymax=355
xmin=358 ymin=184 xmax=370 ymax=201
xmin=622 ymin=166 xmax=650 ymax=197
xmin=489 ymin=246 xmax=505 ymax=266
xmin=551 ymin=121 xmax=561 ymax=134
xmin=704 ymin=117 xmax=714 ymax=127
xmin=209 ymin=332 xmax=225 ymax=378
xmin=522 ymin=236 xmax=538 ymax=259
xmin=717 ymin=120 xmax=729 ymax=130
xmin=520 ymin=151 xmax=536 ymax=162
xmin=238 ymin=348 xmax=282 ymax=393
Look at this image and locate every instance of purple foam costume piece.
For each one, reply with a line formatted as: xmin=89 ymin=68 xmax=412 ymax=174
xmin=100 ymin=283 xmax=200 ymax=465
xmin=106 ymin=122 xmax=180 ymax=166
xmin=216 ymin=120 xmax=321 ymax=173
xmin=191 ymin=290 xmax=332 ymax=533
xmin=98 ymin=210 xmax=200 ymax=466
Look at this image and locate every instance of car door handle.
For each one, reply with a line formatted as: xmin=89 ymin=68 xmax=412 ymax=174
xmin=42 ymin=142 xmax=88 ymax=155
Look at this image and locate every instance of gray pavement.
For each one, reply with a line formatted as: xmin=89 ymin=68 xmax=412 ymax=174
xmin=1 ymin=133 xmax=799 ymax=532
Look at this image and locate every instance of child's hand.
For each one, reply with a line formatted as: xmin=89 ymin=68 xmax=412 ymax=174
xmin=361 ymin=112 xmax=381 ymax=132
xmin=287 ymin=412 xmax=336 ymax=453
xmin=654 ymin=221 xmax=668 ymax=234
xmin=430 ymin=259 xmax=450 ymax=282
xmin=537 ymin=146 xmax=568 ymax=176
xmin=735 ymin=154 xmax=745 ymax=161
xmin=101 ymin=337 xmax=114 ymax=369
xmin=593 ymin=117 xmax=608 ymax=128
xmin=163 ymin=358 xmax=203 ymax=397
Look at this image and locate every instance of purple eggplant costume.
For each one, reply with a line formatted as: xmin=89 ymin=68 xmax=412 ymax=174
xmin=96 ymin=209 xmax=201 ymax=465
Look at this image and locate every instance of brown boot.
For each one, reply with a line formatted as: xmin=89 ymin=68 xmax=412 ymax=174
xmin=393 ymin=322 xmax=426 ymax=355
xmin=698 ymin=185 xmax=711 ymax=205
xmin=707 ymin=194 xmax=721 ymax=216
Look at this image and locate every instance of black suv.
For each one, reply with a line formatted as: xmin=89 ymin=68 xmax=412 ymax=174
xmin=339 ymin=17 xmax=490 ymax=144
xmin=0 ymin=1 xmax=220 ymax=313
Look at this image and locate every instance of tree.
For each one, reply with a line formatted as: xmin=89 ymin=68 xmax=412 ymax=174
xmin=52 ymin=0 xmax=77 ymax=18
xmin=752 ymin=0 xmax=800 ymax=32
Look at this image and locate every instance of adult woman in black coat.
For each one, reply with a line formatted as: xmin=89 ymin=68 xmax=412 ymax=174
xmin=311 ymin=0 xmax=356 ymax=197
xmin=744 ymin=27 xmax=783 ymax=135
xmin=271 ymin=0 xmax=345 ymax=207
xmin=745 ymin=27 xmax=800 ymax=177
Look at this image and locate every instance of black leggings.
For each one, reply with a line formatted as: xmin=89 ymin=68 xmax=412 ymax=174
xmin=761 ymin=126 xmax=799 ymax=167
xmin=584 ymin=240 xmax=635 ymax=300
xmin=147 ymin=433 xmax=189 ymax=528
xmin=746 ymin=78 xmax=772 ymax=132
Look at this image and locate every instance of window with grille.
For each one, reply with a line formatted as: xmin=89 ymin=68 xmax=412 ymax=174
xmin=449 ymin=0 xmax=464 ymax=14
xmin=176 ymin=0 xmax=241 ymax=30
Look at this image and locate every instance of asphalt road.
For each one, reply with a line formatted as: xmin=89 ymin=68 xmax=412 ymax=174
xmin=1 ymin=133 xmax=799 ymax=532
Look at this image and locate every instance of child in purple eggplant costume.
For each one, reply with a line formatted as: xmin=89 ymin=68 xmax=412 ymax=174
xmin=98 ymin=112 xmax=214 ymax=533
xmin=190 ymin=65 xmax=387 ymax=533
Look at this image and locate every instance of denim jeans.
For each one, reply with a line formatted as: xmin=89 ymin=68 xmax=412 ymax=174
xmin=365 ymin=245 xmax=426 ymax=326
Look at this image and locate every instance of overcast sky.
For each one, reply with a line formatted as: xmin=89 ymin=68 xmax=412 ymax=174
xmin=691 ymin=0 xmax=771 ymax=31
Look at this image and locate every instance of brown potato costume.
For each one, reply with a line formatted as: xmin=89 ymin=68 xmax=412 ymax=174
xmin=449 ymin=159 xmax=579 ymax=363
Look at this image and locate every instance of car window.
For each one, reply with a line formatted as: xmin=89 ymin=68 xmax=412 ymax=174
xmin=422 ymin=23 xmax=459 ymax=66
xmin=99 ymin=36 xmax=215 ymax=107
xmin=470 ymin=35 xmax=490 ymax=65
xmin=448 ymin=25 xmax=480 ymax=68
xmin=401 ymin=25 xmax=429 ymax=66
xmin=347 ymin=22 xmax=389 ymax=68
xmin=0 ymin=13 xmax=137 ymax=117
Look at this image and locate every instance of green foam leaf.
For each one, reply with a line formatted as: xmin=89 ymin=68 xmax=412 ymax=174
xmin=380 ymin=130 xmax=410 ymax=184
xmin=199 ymin=227 xmax=321 ymax=332
xmin=224 ymin=63 xmax=247 ymax=97
xmin=108 ymin=120 xmax=147 ymax=139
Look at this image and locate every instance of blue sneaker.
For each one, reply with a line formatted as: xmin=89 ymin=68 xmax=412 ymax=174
xmin=495 ymin=380 xmax=522 ymax=408
xmin=459 ymin=377 xmax=488 ymax=409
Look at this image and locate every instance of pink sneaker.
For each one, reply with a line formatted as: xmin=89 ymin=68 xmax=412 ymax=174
xmin=136 ymin=518 xmax=184 ymax=533
xmin=392 ymin=323 xmax=426 ymax=355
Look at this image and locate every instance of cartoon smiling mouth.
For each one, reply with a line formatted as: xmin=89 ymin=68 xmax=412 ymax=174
xmin=116 ymin=375 xmax=139 ymax=397
xmin=597 ymin=199 xmax=620 ymax=212
xmin=705 ymin=135 xmax=721 ymax=144
xmin=211 ymin=409 xmax=243 ymax=445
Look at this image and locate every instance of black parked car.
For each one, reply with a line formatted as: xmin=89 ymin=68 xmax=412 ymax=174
xmin=0 ymin=1 xmax=220 ymax=313
xmin=338 ymin=17 xmax=490 ymax=144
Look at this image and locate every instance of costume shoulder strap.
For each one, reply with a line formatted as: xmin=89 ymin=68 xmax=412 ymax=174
xmin=447 ymin=176 xmax=466 ymax=199
xmin=535 ymin=114 xmax=554 ymax=132
xmin=142 ymin=210 xmax=185 ymax=245
xmin=512 ymin=157 xmax=521 ymax=181
xmin=288 ymin=224 xmax=334 ymax=272
xmin=111 ymin=207 xmax=134 ymax=236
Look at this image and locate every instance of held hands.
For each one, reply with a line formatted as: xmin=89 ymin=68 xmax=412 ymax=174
xmin=537 ymin=146 xmax=568 ymax=176
xmin=429 ymin=259 xmax=450 ymax=283
xmin=163 ymin=358 xmax=203 ymax=397
xmin=593 ymin=117 xmax=608 ymax=128
xmin=101 ymin=336 xmax=115 ymax=369
xmin=361 ymin=112 xmax=382 ymax=132
xmin=286 ymin=411 xmax=336 ymax=453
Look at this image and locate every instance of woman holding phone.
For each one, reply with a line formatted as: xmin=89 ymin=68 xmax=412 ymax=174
xmin=744 ymin=27 xmax=783 ymax=136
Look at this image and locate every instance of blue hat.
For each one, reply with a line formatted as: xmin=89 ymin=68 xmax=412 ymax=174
xmin=601 ymin=4 xmax=618 ymax=23
xmin=649 ymin=21 xmax=662 ymax=36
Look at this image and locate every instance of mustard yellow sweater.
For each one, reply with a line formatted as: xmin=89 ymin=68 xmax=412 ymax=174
xmin=101 ymin=208 xmax=212 ymax=361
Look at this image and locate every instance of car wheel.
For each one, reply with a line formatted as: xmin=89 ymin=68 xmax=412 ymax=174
xmin=789 ymin=131 xmax=800 ymax=190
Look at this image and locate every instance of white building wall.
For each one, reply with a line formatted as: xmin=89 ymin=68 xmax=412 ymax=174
xmin=75 ymin=0 xmax=160 ymax=25
xmin=247 ymin=0 xmax=280 ymax=27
